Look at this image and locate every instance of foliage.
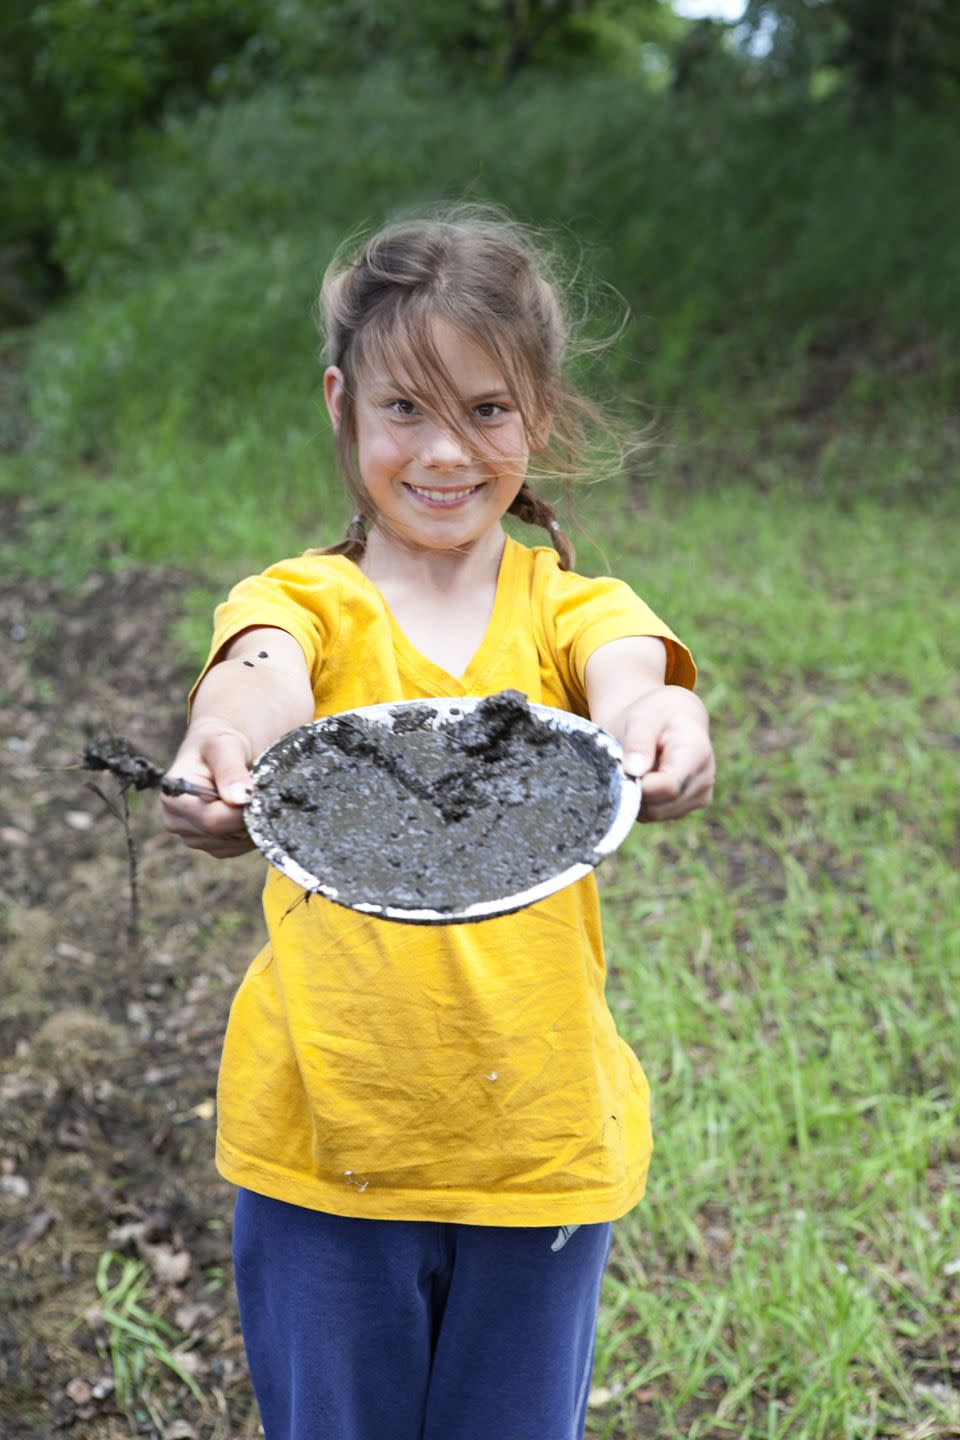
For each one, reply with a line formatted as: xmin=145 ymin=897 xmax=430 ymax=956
xmin=0 ymin=0 xmax=270 ymax=314
xmin=740 ymin=0 xmax=960 ymax=103
xmin=8 ymin=0 xmax=960 ymax=321
xmin=12 ymin=70 xmax=958 ymax=421
xmin=0 ymin=0 xmax=670 ymax=318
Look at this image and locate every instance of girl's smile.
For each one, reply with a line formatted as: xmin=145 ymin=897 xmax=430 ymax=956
xmin=402 ymin=481 xmax=485 ymax=507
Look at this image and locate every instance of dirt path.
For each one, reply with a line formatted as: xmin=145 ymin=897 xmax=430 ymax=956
xmin=1 ymin=565 xmax=266 ymax=1438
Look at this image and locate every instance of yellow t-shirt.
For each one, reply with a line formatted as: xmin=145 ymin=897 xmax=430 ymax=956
xmin=197 ymin=536 xmax=695 ymax=1225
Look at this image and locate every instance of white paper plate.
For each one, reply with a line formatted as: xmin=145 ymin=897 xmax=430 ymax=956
xmin=245 ymin=696 xmax=640 ymax=925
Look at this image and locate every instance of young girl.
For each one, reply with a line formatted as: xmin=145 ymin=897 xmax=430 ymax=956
xmin=162 ymin=210 xmax=714 ymax=1440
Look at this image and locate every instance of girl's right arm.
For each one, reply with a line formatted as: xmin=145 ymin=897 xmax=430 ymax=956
xmin=161 ymin=626 xmax=315 ymax=858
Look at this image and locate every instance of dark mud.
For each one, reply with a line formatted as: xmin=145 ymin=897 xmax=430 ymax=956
xmin=253 ymin=692 xmax=619 ymax=912
xmin=82 ymin=737 xmax=165 ymax=792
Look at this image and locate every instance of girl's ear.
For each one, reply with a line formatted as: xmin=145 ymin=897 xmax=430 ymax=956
xmin=323 ymin=367 xmax=346 ymax=432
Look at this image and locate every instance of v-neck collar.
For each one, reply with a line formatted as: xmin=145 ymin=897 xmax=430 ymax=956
xmin=350 ymin=534 xmax=521 ymax=696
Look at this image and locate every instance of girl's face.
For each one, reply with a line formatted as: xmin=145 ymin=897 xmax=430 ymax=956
xmin=324 ymin=320 xmax=535 ymax=554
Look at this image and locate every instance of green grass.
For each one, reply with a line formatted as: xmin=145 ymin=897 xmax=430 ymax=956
xmin=588 ymin=481 xmax=959 ymax=1437
xmin=3 ymin=59 xmax=958 ymax=1440
xmin=87 ymin=1251 xmax=203 ymax=1428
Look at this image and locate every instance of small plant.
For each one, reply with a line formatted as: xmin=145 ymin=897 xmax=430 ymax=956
xmin=92 ymin=1250 xmax=203 ymax=1426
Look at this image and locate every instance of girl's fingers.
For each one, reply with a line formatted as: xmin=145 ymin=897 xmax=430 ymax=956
xmin=161 ymin=728 xmax=255 ymax=858
xmin=180 ymin=833 xmax=256 ymax=858
xmin=639 ymin=785 xmax=713 ymax=822
xmin=164 ymin=802 xmax=253 ymax=855
xmin=202 ymin=731 xmax=254 ymax=808
xmin=162 ymin=792 xmax=247 ymax=837
xmin=636 ymin=742 xmax=715 ymax=821
xmin=160 ymin=774 xmax=253 ymax=861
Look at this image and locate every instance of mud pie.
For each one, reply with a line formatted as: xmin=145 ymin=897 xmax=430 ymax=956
xmin=244 ymin=691 xmax=641 ymax=923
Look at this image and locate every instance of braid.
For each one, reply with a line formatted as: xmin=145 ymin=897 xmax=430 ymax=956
xmin=509 ymin=483 xmax=575 ymax=570
xmin=308 ymin=512 xmax=368 ymax=563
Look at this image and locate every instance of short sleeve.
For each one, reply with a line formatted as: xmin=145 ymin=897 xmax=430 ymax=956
xmin=534 ymin=551 xmax=696 ymax=709
xmin=187 ymin=558 xmax=341 ymax=712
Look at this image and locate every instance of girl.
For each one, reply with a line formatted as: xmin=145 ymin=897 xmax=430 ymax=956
xmin=162 ymin=209 xmax=714 ymax=1440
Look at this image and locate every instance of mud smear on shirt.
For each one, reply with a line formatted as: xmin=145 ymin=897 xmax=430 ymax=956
xmin=252 ymin=691 xmax=619 ymax=912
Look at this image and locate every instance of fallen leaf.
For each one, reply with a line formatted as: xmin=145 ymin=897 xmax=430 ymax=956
xmin=146 ymin=1243 xmax=191 ymax=1285
xmin=175 ymin=1300 xmax=215 ymax=1331
xmin=65 ymin=1378 xmax=92 ymax=1405
xmin=56 ymin=1119 xmax=89 ymax=1149
xmin=55 ymin=941 xmax=96 ymax=963
xmin=172 ymin=1348 xmax=202 ymax=1375
xmin=108 ymin=1220 xmax=148 ymax=1248
xmin=163 ymin=1423 xmax=196 ymax=1440
xmin=14 ymin=1207 xmax=59 ymax=1251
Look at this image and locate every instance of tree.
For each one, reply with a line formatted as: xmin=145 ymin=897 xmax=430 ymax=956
xmin=740 ymin=0 xmax=960 ymax=102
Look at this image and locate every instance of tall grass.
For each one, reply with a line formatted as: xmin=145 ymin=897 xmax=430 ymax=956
xmin=582 ymin=475 xmax=959 ymax=1438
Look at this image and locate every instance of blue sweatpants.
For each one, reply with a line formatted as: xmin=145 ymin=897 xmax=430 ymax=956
xmin=232 ymin=1188 xmax=613 ymax=1440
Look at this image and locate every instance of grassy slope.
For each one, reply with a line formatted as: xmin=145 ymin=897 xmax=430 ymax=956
xmin=592 ymin=480 xmax=958 ymax=1437
xmin=3 ymin=69 xmax=958 ymax=1439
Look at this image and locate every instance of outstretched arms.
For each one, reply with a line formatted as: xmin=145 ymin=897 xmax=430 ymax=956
xmin=161 ymin=626 xmax=314 ymax=857
xmin=584 ymin=635 xmax=714 ymax=821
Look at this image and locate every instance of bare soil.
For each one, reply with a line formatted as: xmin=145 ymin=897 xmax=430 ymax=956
xmin=1 ymin=565 xmax=266 ymax=1439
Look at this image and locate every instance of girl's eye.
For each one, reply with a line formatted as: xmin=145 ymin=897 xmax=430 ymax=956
xmin=387 ymin=398 xmax=419 ymax=417
xmin=475 ymin=402 xmax=505 ymax=419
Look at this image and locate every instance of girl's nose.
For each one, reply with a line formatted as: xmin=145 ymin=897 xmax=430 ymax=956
xmin=419 ymin=423 xmax=470 ymax=470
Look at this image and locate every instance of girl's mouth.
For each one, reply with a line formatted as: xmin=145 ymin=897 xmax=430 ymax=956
xmin=403 ymin=482 xmax=483 ymax=509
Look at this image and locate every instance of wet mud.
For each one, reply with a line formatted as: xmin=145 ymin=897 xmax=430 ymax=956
xmin=252 ymin=691 xmax=619 ymax=912
xmin=83 ymin=736 xmax=165 ymax=791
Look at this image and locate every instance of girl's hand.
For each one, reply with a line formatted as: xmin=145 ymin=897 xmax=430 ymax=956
xmin=161 ymin=720 xmax=257 ymax=858
xmin=584 ymin=637 xmax=714 ymax=823
xmin=618 ymin=686 xmax=715 ymax=822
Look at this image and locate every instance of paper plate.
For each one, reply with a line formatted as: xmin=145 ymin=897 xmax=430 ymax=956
xmin=244 ymin=695 xmax=640 ymax=925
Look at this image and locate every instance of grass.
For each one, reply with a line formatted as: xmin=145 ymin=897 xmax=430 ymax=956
xmin=588 ymin=480 xmax=959 ymax=1437
xmin=88 ymin=1251 xmax=203 ymax=1427
xmin=3 ymin=58 xmax=958 ymax=1440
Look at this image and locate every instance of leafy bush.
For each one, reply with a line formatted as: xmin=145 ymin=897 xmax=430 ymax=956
xmin=35 ymin=71 xmax=960 ymax=403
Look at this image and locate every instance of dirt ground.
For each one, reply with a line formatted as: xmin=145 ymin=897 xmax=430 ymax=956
xmin=1 ymin=560 xmax=267 ymax=1439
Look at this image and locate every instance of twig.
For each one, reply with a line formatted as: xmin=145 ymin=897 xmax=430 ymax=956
xmin=85 ymin=778 xmax=141 ymax=954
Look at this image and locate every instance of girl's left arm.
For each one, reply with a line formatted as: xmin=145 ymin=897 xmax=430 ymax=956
xmin=584 ymin=636 xmax=714 ymax=821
